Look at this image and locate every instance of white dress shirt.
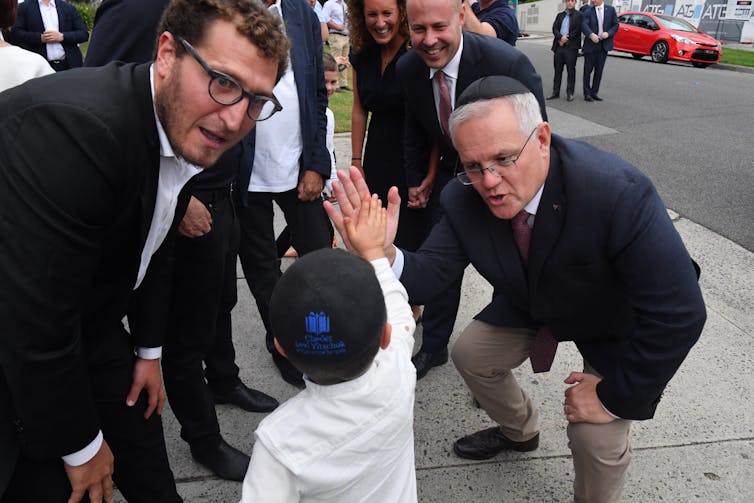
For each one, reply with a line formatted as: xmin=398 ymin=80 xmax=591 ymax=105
xmin=38 ymin=0 xmax=65 ymax=61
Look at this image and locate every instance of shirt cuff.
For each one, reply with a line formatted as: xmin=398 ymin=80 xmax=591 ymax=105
xmin=392 ymin=248 xmax=405 ymax=278
xmin=136 ymin=346 xmax=162 ymax=359
xmin=62 ymin=430 xmax=103 ymax=466
xmin=601 ymin=402 xmax=620 ymax=419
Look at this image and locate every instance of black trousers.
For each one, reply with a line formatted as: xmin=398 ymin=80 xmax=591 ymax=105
xmin=2 ymin=352 xmax=180 ymax=503
xmin=161 ymin=188 xmax=241 ymax=450
xmin=583 ymin=48 xmax=608 ymax=97
xmin=553 ymin=46 xmax=578 ymax=96
xmin=237 ymin=189 xmax=333 ymax=351
xmin=414 ymin=170 xmax=462 ymax=354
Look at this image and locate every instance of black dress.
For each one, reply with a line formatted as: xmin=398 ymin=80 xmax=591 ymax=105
xmin=350 ymin=44 xmax=431 ymax=251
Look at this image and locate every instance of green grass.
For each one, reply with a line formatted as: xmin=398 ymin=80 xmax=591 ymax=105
xmin=328 ymin=90 xmax=354 ymax=133
xmin=720 ymin=47 xmax=754 ymax=67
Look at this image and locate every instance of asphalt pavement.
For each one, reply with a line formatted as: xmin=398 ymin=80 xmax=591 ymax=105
xmin=115 ymin=35 xmax=754 ymax=502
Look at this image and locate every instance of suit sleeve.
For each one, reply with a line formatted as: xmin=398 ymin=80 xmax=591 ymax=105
xmin=606 ymin=8 xmax=619 ymax=37
xmin=396 ymin=61 xmax=432 ymax=188
xmin=552 ymin=13 xmax=561 ymax=38
xmin=0 ymin=96 xmax=129 ymax=459
xmin=400 ymin=191 xmax=470 ymax=303
xmin=10 ymin=3 xmax=44 ymax=50
xmin=581 ymin=11 xmax=595 ymax=37
xmin=61 ymin=3 xmax=90 ymax=45
xmin=304 ymin=7 xmax=331 ymax=179
xmin=597 ymin=177 xmax=706 ymax=419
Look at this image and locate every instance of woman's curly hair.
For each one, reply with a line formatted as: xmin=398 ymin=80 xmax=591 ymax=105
xmin=347 ymin=0 xmax=409 ymax=53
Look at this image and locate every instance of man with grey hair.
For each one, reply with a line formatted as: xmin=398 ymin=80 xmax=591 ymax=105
xmin=327 ymin=76 xmax=705 ymax=502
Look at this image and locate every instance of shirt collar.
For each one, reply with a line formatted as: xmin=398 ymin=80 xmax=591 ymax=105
xmin=524 ymin=184 xmax=545 ymax=216
xmin=429 ymin=34 xmax=464 ymax=81
xmin=39 ymin=0 xmax=56 ymax=7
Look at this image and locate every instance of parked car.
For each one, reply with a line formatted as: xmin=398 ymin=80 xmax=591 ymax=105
xmin=613 ymin=11 xmax=722 ymax=67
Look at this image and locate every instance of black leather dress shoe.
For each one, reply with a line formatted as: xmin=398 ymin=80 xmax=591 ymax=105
xmin=411 ymin=347 xmax=449 ymax=380
xmin=546 ymin=94 xmax=559 ymax=100
xmin=592 ymin=95 xmax=603 ymax=101
xmin=213 ymin=383 xmax=279 ymax=412
xmin=272 ymin=351 xmax=305 ymax=388
xmin=567 ymin=94 xmax=574 ymax=101
xmin=191 ymin=439 xmax=250 ymax=481
xmin=584 ymin=95 xmax=594 ymax=102
xmin=453 ymin=427 xmax=539 ymax=460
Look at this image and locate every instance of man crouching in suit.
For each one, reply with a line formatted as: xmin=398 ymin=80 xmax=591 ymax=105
xmin=0 ymin=1 xmax=288 ymax=502
xmin=327 ymin=76 xmax=706 ymax=502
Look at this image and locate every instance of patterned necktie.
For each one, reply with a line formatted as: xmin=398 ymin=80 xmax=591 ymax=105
xmin=511 ymin=210 xmax=558 ymax=373
xmin=435 ymin=70 xmax=452 ymax=138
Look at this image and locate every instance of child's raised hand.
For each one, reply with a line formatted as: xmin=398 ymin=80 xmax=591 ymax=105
xmin=344 ymin=194 xmax=386 ymax=261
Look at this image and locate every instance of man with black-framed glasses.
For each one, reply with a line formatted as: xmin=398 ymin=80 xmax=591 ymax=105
xmin=0 ymin=0 xmax=288 ymax=501
xmin=327 ymin=75 xmax=705 ymax=502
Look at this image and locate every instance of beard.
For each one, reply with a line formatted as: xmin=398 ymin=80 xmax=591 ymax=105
xmin=155 ymin=73 xmax=219 ymax=169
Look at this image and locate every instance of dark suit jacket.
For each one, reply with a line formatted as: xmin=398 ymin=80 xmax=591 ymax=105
xmin=552 ymin=9 xmax=583 ymax=51
xmin=238 ymin=0 xmax=329 ymax=205
xmin=0 ymin=63 xmax=182 ymax=491
xmin=399 ymin=134 xmax=706 ymax=421
xmin=396 ymin=31 xmax=547 ymax=188
xmin=11 ymin=0 xmax=89 ymax=67
xmin=581 ymin=3 xmax=618 ymax=53
xmin=84 ymin=0 xmax=170 ymax=66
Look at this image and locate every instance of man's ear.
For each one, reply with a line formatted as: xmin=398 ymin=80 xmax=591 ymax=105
xmin=154 ymin=31 xmax=178 ymax=83
xmin=380 ymin=322 xmax=392 ymax=350
xmin=537 ymin=121 xmax=552 ymax=153
xmin=273 ymin=337 xmax=287 ymax=357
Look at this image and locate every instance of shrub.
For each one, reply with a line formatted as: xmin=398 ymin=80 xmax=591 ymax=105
xmin=71 ymin=2 xmax=97 ymax=32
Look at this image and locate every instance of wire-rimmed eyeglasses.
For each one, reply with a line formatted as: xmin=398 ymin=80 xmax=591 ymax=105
xmin=177 ymin=36 xmax=282 ymax=122
xmin=456 ymin=125 xmax=540 ymax=185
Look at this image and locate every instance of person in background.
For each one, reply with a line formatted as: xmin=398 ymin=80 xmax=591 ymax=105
xmin=395 ymin=0 xmax=546 ymax=380
xmin=581 ymin=0 xmax=617 ymax=101
xmin=237 ymin=0 xmax=333 ymax=389
xmin=463 ymin=0 xmax=519 ymax=46
xmin=349 ymin=0 xmax=431 ymax=253
xmin=307 ymin=0 xmax=329 ymax=42
xmin=11 ymin=0 xmax=88 ymax=71
xmin=84 ymin=0 xmax=169 ymax=67
xmin=580 ymin=0 xmax=590 ymax=13
xmin=0 ymin=0 xmax=53 ymax=92
xmin=548 ymin=0 xmax=582 ymax=101
xmin=323 ymin=0 xmax=350 ymax=90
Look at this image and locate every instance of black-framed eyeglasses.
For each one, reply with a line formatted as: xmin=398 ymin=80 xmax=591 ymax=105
xmin=456 ymin=125 xmax=541 ymax=185
xmin=177 ymin=36 xmax=282 ymax=121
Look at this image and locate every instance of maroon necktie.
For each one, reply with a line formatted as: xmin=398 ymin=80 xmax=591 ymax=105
xmin=511 ymin=210 xmax=558 ymax=373
xmin=435 ymin=70 xmax=452 ymax=138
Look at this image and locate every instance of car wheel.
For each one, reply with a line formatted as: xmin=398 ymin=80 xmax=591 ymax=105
xmin=651 ymin=41 xmax=669 ymax=63
xmin=631 ymin=53 xmax=643 ymax=60
xmin=692 ymin=62 xmax=710 ymax=68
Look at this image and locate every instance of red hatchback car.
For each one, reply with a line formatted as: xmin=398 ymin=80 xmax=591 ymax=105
xmin=613 ymin=11 xmax=722 ymax=67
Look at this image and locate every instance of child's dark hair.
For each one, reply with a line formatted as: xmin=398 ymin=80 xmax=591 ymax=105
xmin=322 ymin=52 xmax=338 ymax=73
xmin=270 ymin=249 xmax=387 ymax=384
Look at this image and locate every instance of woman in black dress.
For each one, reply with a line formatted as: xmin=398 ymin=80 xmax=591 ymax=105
xmin=348 ymin=0 xmax=430 ymax=251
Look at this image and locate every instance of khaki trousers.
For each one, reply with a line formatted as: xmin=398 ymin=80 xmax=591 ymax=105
xmin=452 ymin=320 xmax=632 ymax=503
xmin=328 ymin=33 xmax=350 ymax=88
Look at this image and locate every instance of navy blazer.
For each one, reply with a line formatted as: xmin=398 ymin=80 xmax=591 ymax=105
xmin=399 ymin=134 xmax=706 ymax=421
xmin=11 ymin=0 xmax=89 ymax=67
xmin=581 ymin=3 xmax=618 ymax=53
xmin=85 ymin=0 xmax=170 ymax=66
xmin=397 ymin=31 xmax=547 ymax=188
xmin=0 ymin=63 xmax=185 ymax=489
xmin=238 ymin=0 xmax=330 ymax=205
xmin=551 ymin=8 xmax=583 ymax=51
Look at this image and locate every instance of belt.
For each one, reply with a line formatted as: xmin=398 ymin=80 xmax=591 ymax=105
xmin=49 ymin=59 xmax=66 ymax=64
xmin=193 ymin=183 xmax=234 ymax=204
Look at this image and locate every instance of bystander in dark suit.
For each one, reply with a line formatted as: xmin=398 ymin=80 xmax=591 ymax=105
xmin=0 ymin=1 xmax=288 ymax=501
xmin=236 ymin=0 xmax=334 ymax=388
xmin=11 ymin=0 xmax=88 ymax=71
xmin=548 ymin=0 xmax=582 ymax=101
xmin=84 ymin=0 xmax=170 ymax=66
xmin=395 ymin=0 xmax=546 ymax=380
xmin=327 ymin=76 xmax=706 ymax=503
xmin=581 ymin=0 xmax=617 ymax=101
xmin=84 ymin=0 xmax=281 ymax=482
